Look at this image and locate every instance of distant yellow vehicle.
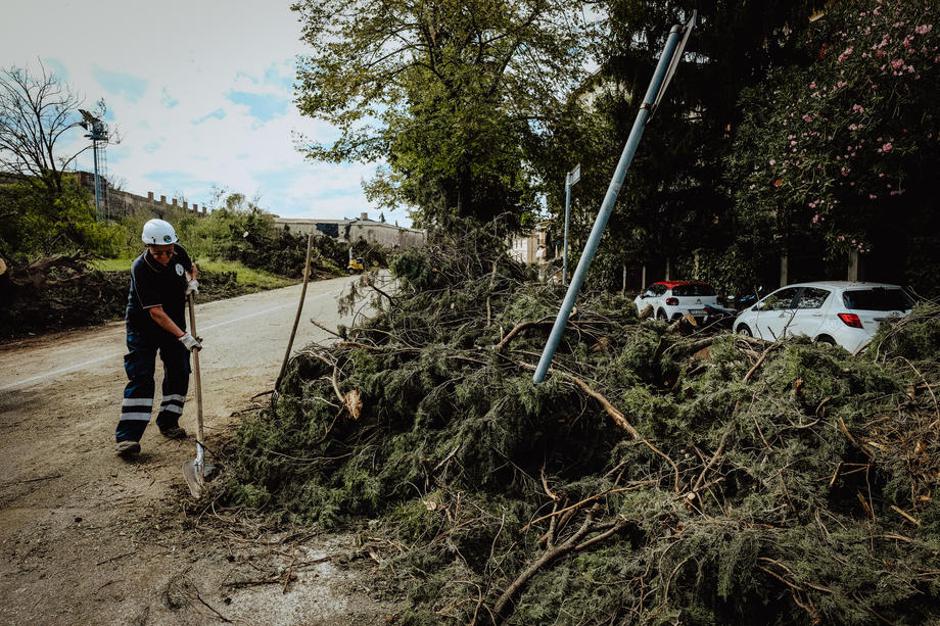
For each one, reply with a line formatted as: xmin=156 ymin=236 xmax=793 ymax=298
xmin=347 ymin=257 xmax=365 ymax=274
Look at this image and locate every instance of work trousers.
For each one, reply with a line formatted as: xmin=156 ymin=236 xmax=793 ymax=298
xmin=116 ymin=323 xmax=191 ymax=442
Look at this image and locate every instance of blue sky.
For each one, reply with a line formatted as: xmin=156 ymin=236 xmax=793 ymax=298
xmin=1 ymin=0 xmax=403 ymax=224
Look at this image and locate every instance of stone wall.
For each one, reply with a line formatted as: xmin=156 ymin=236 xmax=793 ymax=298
xmin=76 ymin=171 xmax=207 ymax=220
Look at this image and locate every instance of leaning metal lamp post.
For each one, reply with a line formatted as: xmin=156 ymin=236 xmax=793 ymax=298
xmin=533 ymin=12 xmax=696 ymax=384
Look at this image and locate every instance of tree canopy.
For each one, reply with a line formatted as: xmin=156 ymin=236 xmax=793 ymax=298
xmin=292 ymin=0 xmax=592 ymax=227
xmin=530 ymin=1 xmax=817 ymax=289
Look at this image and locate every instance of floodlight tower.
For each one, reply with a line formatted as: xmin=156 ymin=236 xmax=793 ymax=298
xmin=78 ymin=109 xmax=109 ymax=220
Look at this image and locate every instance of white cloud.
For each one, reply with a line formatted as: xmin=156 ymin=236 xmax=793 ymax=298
xmin=0 ymin=0 xmax=410 ymax=225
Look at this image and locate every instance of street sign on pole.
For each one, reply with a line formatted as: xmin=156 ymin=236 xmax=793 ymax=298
xmin=562 ymin=163 xmax=580 ymax=286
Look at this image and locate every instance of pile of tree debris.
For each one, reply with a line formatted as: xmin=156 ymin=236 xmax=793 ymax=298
xmin=1 ymin=256 xmax=249 ymax=340
xmin=220 ymin=227 xmax=940 ymax=625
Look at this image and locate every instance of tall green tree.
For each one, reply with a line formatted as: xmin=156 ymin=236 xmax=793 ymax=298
xmin=292 ymin=0 xmax=592 ymax=227
xmin=532 ymin=1 xmax=817 ymax=290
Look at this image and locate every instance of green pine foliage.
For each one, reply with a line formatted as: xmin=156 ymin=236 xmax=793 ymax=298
xmin=218 ymin=226 xmax=940 ymax=625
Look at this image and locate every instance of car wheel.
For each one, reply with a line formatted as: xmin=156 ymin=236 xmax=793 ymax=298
xmin=346 ymin=268 xmax=355 ymax=275
xmin=736 ymin=324 xmax=752 ymax=337
xmin=657 ymin=309 xmax=668 ymax=321
xmin=815 ymin=335 xmax=836 ymax=346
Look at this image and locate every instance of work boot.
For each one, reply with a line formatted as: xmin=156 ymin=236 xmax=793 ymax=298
xmin=159 ymin=425 xmax=188 ymax=440
xmin=115 ymin=440 xmax=141 ymax=459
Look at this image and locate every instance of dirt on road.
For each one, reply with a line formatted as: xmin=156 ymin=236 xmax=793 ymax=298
xmin=0 ymin=276 xmax=397 ymax=625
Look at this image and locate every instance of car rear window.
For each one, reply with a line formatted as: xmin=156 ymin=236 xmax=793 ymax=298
xmin=842 ymin=288 xmax=913 ymax=311
xmin=672 ymin=283 xmax=715 ymax=297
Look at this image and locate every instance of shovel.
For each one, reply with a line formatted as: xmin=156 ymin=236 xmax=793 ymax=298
xmin=182 ymin=292 xmax=207 ymax=498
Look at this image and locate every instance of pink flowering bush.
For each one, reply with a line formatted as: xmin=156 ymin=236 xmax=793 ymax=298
xmin=728 ymin=0 xmax=939 ymax=259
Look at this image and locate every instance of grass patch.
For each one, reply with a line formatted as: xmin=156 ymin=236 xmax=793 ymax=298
xmin=91 ymin=257 xmax=295 ymax=290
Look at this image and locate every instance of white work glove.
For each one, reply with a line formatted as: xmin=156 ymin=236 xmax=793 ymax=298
xmin=178 ymin=332 xmax=202 ymax=352
xmin=186 ymin=279 xmax=199 ymax=296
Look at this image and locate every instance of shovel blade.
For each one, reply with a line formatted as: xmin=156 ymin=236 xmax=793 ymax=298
xmin=182 ymin=460 xmax=204 ymax=498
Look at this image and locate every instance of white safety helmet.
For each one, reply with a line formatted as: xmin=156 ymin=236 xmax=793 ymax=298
xmin=141 ymin=219 xmax=179 ymax=245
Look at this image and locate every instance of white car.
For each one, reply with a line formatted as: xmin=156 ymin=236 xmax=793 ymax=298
xmin=733 ymin=281 xmax=913 ymax=353
xmin=634 ymin=280 xmax=725 ymax=322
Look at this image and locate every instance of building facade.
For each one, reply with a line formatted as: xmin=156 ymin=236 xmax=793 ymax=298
xmin=276 ymin=212 xmax=426 ymax=249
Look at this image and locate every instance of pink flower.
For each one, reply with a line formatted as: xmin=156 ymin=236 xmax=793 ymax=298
xmin=882 ymin=142 xmax=893 ymax=152
xmin=769 ymin=159 xmax=776 ymax=166
xmin=809 ymin=81 xmax=817 ymax=89
xmin=890 ymin=58 xmax=905 ymax=70
xmin=811 ymin=214 xmax=821 ymax=225
xmin=802 ymin=114 xmax=814 ymax=123
xmin=869 ymin=194 xmax=878 ymax=200
xmin=790 ymin=140 xmax=797 ymax=146
xmin=852 ymin=104 xmax=865 ymax=113
xmin=849 ymin=123 xmax=858 ymax=131
xmin=915 ymin=24 xmax=932 ymax=35
xmin=841 ymin=166 xmax=851 ymax=176
xmin=838 ymin=46 xmax=854 ymax=63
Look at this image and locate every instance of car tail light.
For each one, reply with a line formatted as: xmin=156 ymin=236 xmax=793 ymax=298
xmin=837 ymin=313 xmax=863 ymax=328
xmin=665 ymin=297 xmax=679 ymax=306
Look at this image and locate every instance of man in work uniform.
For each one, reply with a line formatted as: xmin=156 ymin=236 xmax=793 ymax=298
xmin=115 ymin=218 xmax=202 ymax=458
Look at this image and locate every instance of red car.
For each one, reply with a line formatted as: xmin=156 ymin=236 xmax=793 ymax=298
xmin=633 ymin=280 xmax=725 ymax=322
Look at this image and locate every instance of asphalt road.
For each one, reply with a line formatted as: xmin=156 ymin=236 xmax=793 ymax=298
xmin=1 ymin=274 xmax=359 ymax=394
xmin=0 ymin=275 xmax=391 ymax=625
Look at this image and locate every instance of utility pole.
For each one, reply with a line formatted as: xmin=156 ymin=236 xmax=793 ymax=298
xmin=562 ymin=163 xmax=580 ymax=286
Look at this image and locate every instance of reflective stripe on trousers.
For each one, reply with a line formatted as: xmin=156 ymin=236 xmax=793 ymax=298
xmin=116 ymin=323 xmax=191 ymax=442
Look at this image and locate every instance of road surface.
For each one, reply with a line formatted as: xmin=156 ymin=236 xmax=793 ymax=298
xmin=0 ymin=276 xmax=393 ymax=625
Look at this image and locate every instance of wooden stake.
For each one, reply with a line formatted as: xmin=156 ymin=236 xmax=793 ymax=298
xmin=276 ymin=233 xmax=314 ymax=388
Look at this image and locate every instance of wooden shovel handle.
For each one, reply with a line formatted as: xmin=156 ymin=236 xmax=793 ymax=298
xmin=187 ymin=294 xmax=205 ymax=444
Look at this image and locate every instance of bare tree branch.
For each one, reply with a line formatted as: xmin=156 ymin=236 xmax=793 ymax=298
xmin=0 ymin=65 xmax=84 ymax=197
